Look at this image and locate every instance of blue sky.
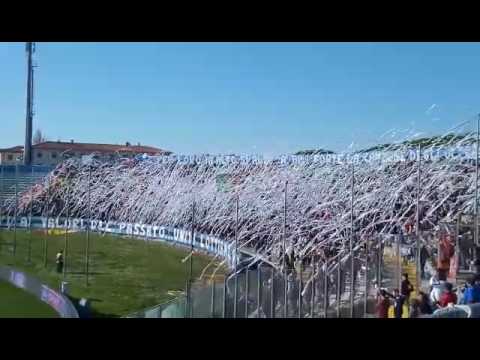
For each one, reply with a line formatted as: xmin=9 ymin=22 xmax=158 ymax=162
xmin=1 ymin=42 xmax=480 ymax=155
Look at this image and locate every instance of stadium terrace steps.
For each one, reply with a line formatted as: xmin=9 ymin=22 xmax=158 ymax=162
xmin=383 ymin=253 xmax=418 ymax=318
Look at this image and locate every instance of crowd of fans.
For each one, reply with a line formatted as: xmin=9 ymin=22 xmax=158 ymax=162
xmin=376 ymin=269 xmax=480 ymax=318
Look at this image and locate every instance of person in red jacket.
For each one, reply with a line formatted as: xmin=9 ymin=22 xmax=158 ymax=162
xmin=438 ymin=282 xmax=457 ymax=308
xmin=376 ymin=289 xmax=390 ymax=318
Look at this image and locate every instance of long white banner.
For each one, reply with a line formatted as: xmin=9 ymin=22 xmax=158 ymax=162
xmin=143 ymin=145 xmax=475 ymax=167
xmin=0 ymin=216 xmax=236 ymax=267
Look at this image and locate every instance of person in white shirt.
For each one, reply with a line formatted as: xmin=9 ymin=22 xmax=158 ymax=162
xmin=429 ymin=270 xmax=445 ymax=307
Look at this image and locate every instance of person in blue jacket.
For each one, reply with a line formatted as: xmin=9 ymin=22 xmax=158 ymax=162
xmin=462 ymin=276 xmax=480 ymax=304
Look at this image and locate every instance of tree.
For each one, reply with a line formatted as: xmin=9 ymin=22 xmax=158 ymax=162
xmin=33 ymin=129 xmax=47 ymax=144
xmin=294 ymin=149 xmax=335 ymax=155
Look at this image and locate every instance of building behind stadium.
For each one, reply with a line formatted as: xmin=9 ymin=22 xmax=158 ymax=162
xmin=0 ymin=140 xmax=171 ymax=166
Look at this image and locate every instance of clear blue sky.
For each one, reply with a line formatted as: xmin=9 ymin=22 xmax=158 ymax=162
xmin=1 ymin=42 xmax=480 ymax=155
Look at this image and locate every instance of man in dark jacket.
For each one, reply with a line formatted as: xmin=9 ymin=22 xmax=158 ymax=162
xmin=401 ymin=273 xmax=414 ymax=305
xmin=386 ymin=288 xmax=406 ymax=319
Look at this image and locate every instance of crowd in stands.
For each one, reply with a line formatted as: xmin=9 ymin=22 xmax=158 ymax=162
xmin=376 ymin=269 xmax=480 ymax=318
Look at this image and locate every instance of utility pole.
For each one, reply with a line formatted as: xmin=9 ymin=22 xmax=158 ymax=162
xmin=24 ymin=42 xmax=35 ymax=166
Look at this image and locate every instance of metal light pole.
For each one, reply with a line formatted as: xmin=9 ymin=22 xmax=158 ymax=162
xmin=283 ymin=180 xmax=288 ymax=318
xmin=350 ymin=162 xmax=355 ymax=318
xmin=475 ymin=114 xmax=480 ymax=246
xmin=234 ymin=196 xmax=239 ymax=318
xmin=416 ymin=144 xmax=422 ymax=292
xmin=24 ymin=42 xmax=35 ymax=166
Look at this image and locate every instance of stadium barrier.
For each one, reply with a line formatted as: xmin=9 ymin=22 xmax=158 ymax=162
xmin=0 ymin=266 xmax=79 ymax=318
xmin=0 ymin=215 xmax=238 ymax=267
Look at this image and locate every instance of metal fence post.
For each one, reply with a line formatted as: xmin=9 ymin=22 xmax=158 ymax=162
xmin=350 ymin=162 xmax=355 ymax=318
xmin=63 ymin=182 xmax=70 ymax=278
xmin=43 ymin=175 xmax=49 ymax=268
xmin=188 ymin=201 xmax=195 ymax=318
xmin=210 ymin=277 xmax=215 ymax=318
xmin=283 ymin=180 xmax=288 ymax=318
xmin=397 ymin=234 xmax=401 ymax=290
xmin=85 ymin=167 xmax=91 ymax=286
xmin=364 ymin=239 xmax=369 ymax=318
xmin=245 ymin=266 xmax=249 ymax=318
xmin=416 ymin=144 xmax=422 ymax=293
xmin=336 ymin=259 xmax=341 ymax=318
xmin=27 ymin=166 xmax=33 ymax=263
xmin=298 ymin=260 xmax=303 ymax=318
xmin=234 ymin=196 xmax=239 ymax=318
xmin=310 ymin=263 xmax=316 ymax=318
xmin=257 ymin=264 xmax=261 ymax=318
xmin=13 ymin=164 xmax=18 ymax=256
xmin=270 ymin=269 xmax=275 ymax=318
xmin=475 ymin=114 xmax=479 ymax=246
xmin=222 ymin=276 xmax=227 ymax=318
xmin=323 ymin=258 xmax=329 ymax=318
xmin=0 ymin=165 xmax=3 ymax=255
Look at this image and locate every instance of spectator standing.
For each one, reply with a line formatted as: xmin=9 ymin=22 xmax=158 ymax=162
xmin=375 ymin=289 xmax=390 ymax=319
xmin=56 ymin=250 xmax=64 ymax=274
xmin=385 ymin=288 xmax=406 ymax=319
xmin=463 ymin=276 xmax=480 ymax=304
xmin=429 ymin=270 xmax=445 ymax=307
xmin=401 ymin=273 xmax=414 ymax=305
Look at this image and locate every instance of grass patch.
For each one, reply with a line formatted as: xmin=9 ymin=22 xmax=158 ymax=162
xmin=0 ymin=229 xmax=224 ymax=317
xmin=0 ymin=280 xmax=58 ymax=318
